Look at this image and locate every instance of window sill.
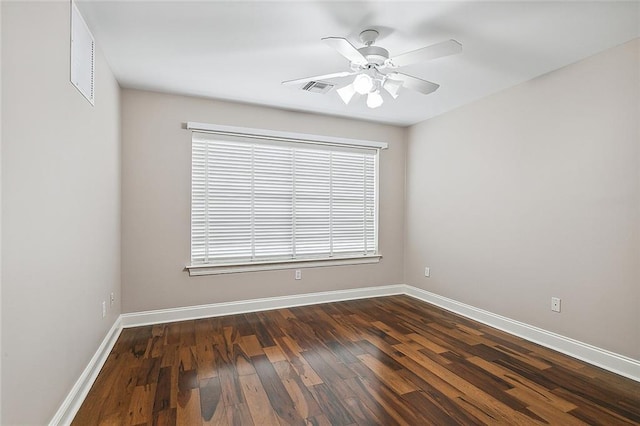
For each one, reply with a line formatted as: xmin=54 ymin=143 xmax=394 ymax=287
xmin=186 ymin=255 xmax=382 ymax=276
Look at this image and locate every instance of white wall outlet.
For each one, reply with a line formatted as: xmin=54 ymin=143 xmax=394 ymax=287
xmin=424 ymin=267 xmax=430 ymax=277
xmin=551 ymin=297 xmax=561 ymax=313
xmin=110 ymin=292 xmax=115 ymax=307
xmin=102 ymin=301 xmax=107 ymax=318
xmin=295 ymin=269 xmax=302 ymax=280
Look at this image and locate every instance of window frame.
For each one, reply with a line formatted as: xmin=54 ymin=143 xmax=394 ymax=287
xmin=185 ymin=122 xmax=387 ymax=276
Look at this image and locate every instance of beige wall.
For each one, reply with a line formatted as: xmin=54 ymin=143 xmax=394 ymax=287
xmin=1 ymin=2 xmax=121 ymax=424
xmin=121 ymin=89 xmax=406 ymax=313
xmin=405 ymin=39 xmax=639 ymax=359
xmin=0 ymin=3 xmax=636 ymax=422
xmin=0 ymin=3 xmax=3 ymax=421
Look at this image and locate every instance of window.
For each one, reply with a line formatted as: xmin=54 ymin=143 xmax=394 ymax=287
xmin=187 ymin=123 xmax=386 ymax=275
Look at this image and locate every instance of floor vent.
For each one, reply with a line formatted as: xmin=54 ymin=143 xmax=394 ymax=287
xmin=302 ymin=81 xmax=334 ymax=94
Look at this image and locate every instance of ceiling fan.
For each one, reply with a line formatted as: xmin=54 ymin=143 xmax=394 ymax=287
xmin=282 ymin=29 xmax=462 ymax=109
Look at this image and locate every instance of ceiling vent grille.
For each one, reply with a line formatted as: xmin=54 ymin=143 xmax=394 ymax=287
xmin=71 ymin=1 xmax=95 ymax=105
xmin=302 ymin=81 xmax=334 ymax=94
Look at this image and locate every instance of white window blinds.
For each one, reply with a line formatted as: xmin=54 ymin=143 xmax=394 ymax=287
xmin=191 ymin=132 xmax=379 ymax=265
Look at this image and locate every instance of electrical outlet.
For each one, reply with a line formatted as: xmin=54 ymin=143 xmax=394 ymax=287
xmin=102 ymin=301 xmax=107 ymax=318
xmin=295 ymin=269 xmax=302 ymax=280
xmin=424 ymin=267 xmax=430 ymax=277
xmin=110 ymin=292 xmax=115 ymax=307
xmin=551 ymin=297 xmax=561 ymax=313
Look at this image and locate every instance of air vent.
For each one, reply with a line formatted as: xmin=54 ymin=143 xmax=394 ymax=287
xmin=302 ymin=81 xmax=334 ymax=94
xmin=71 ymin=1 xmax=95 ymax=105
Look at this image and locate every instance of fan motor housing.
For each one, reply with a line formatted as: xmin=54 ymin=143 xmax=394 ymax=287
xmin=358 ymin=46 xmax=389 ymax=66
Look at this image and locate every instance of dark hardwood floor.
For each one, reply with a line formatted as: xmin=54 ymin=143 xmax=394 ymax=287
xmin=73 ymin=295 xmax=640 ymax=425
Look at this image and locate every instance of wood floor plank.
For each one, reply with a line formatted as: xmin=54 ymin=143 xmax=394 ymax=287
xmin=393 ymin=350 xmax=464 ymax=400
xmin=202 ymin=398 xmax=227 ymax=426
xmin=342 ymin=396 xmax=384 ymax=425
xmin=357 ymin=353 xmax=418 ymax=395
xmin=307 ymin=383 xmax=355 ymax=426
xmin=342 ymin=376 xmax=402 ymax=426
xmin=263 ymin=345 xmax=287 ymax=363
xmin=402 ymin=389 xmax=475 ymax=425
xmin=176 ymin=386 xmax=202 ymax=426
xmin=239 ymin=373 xmax=282 ymax=425
xmin=239 ymin=334 xmax=265 ymax=358
xmin=351 ymin=367 xmax=422 ymax=426
xmin=73 ymin=295 xmax=640 ymax=425
xmin=199 ymin=376 xmax=222 ymax=422
xmin=127 ymin=384 xmax=156 ymax=425
xmin=251 ymin=354 xmax=304 ymax=424
xmin=300 ymin=351 xmax=358 ymax=407
xmin=217 ymin=364 xmax=244 ymax=407
xmin=275 ymin=336 xmax=324 ymax=387
xmin=468 ymin=355 xmax=577 ymax=412
xmin=225 ymin=403 xmax=254 ymax=426
xmin=152 ymin=365 xmax=173 ymax=419
xmin=324 ymin=339 xmax=361 ymax=365
xmin=272 ymin=360 xmax=323 ymax=420
xmin=507 ymin=388 xmax=588 ymax=426
xmin=356 ymin=338 xmax=405 ymax=370
xmin=406 ymin=331 xmax=449 ymax=354
xmin=553 ymin=386 xmax=640 ymax=425
xmin=194 ymin=319 xmax=218 ymax=381
xmin=395 ymin=366 xmax=484 ymax=425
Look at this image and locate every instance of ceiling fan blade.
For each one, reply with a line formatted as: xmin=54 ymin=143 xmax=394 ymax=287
xmin=321 ymin=37 xmax=368 ymax=65
xmin=387 ymin=39 xmax=462 ymax=68
xmin=282 ymin=71 xmax=357 ymax=86
xmin=388 ymin=72 xmax=440 ymax=95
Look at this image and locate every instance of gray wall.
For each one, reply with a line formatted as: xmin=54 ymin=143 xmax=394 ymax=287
xmin=405 ymin=39 xmax=639 ymax=359
xmin=1 ymin=2 xmax=121 ymax=424
xmin=121 ymin=89 xmax=406 ymax=313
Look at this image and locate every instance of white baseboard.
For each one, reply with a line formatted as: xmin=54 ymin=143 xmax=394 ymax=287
xmin=52 ymin=283 xmax=640 ymax=424
xmin=121 ymin=284 xmax=406 ymax=328
xmin=49 ymin=317 xmax=123 ymax=426
xmin=404 ymin=285 xmax=640 ymax=382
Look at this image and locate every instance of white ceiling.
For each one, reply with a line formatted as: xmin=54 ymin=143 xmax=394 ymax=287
xmin=77 ymin=1 xmax=639 ymax=126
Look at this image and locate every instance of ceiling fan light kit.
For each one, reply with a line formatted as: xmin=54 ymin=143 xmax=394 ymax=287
xmin=283 ymin=29 xmax=462 ymax=109
xmin=366 ymin=91 xmax=384 ymax=109
xmin=353 ymin=73 xmax=374 ymax=94
xmin=382 ymin=78 xmax=402 ymax=99
xmin=336 ymin=83 xmax=356 ymax=104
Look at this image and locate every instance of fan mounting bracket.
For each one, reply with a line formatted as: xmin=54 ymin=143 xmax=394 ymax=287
xmin=357 ymin=45 xmax=389 ymax=66
xmin=359 ymin=29 xmax=379 ymax=46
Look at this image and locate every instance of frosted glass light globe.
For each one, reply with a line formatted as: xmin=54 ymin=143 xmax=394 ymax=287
xmin=353 ymin=74 xmax=374 ymax=94
xmin=336 ymin=84 xmax=356 ymax=104
xmin=367 ymin=91 xmax=384 ymax=109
